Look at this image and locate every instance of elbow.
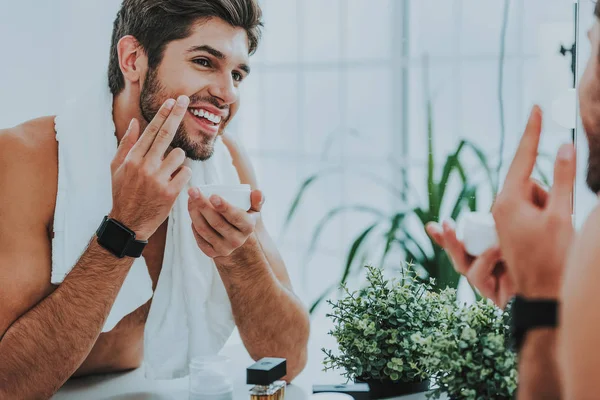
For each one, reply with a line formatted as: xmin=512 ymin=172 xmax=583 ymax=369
xmin=283 ymin=317 xmax=310 ymax=383
xmin=250 ymin=318 xmax=310 ymax=383
xmin=283 ymin=345 xmax=308 ymax=383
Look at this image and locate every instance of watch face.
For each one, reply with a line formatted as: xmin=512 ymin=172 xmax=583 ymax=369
xmin=100 ymin=219 xmax=133 ymax=257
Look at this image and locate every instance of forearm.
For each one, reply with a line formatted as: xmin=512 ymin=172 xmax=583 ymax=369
xmin=0 ymin=238 xmax=133 ymax=399
xmin=517 ymin=329 xmax=560 ymax=400
xmin=215 ymin=235 xmax=310 ymax=381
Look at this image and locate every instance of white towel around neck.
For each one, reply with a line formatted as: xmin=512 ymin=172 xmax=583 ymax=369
xmin=51 ymin=80 xmax=237 ymax=379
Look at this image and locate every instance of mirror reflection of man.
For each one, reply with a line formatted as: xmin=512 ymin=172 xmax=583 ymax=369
xmin=427 ymin=3 xmax=600 ymax=398
xmin=0 ymin=1 xmax=309 ymax=398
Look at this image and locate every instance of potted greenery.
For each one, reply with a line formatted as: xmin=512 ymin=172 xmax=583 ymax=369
xmin=412 ymin=299 xmax=518 ymax=400
xmin=322 ymin=266 xmax=457 ymax=399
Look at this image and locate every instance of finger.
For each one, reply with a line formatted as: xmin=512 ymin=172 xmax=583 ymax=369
xmin=188 ymin=202 xmax=224 ymax=246
xmin=209 ymin=195 xmax=255 ymax=235
xmin=191 ymin=223 xmax=218 ymax=258
xmin=505 ymin=105 xmax=543 ymax=188
xmin=249 ymin=190 xmax=264 ymax=212
xmin=129 ymin=98 xmax=176 ymax=158
xmin=531 ymin=179 xmax=549 ymax=208
xmin=168 ymin=165 xmax=192 ymax=192
xmin=425 ymin=222 xmax=445 ymax=248
xmin=159 ymin=148 xmax=186 ymax=180
xmin=465 ymin=246 xmax=502 ymax=289
xmin=146 ymin=95 xmax=189 ymax=161
xmin=113 ymin=119 xmax=140 ymax=169
xmin=442 ymin=221 xmax=470 ymax=275
xmin=189 ymin=190 xmax=240 ymax=241
xmin=498 ymin=272 xmax=513 ymax=309
xmin=549 ymin=143 xmax=576 ymax=214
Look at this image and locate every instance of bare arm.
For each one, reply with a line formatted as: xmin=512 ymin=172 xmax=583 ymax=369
xmin=0 ymin=127 xmax=135 ymax=398
xmin=559 ymin=206 xmax=600 ymax=397
xmin=215 ymin=235 xmax=310 ymax=382
xmin=0 ymin=97 xmax=193 ymax=398
xmin=0 ymin=239 xmax=134 ymax=399
xmin=517 ymin=329 xmax=560 ymax=400
xmin=489 ymin=107 xmax=575 ymax=399
xmin=194 ymin=134 xmax=310 ymax=380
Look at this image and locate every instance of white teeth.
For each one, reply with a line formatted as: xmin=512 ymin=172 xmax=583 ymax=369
xmin=190 ymin=108 xmax=221 ymax=124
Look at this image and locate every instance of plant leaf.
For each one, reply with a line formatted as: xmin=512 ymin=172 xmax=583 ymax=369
xmin=427 ymin=99 xmax=438 ymax=217
xmin=463 ymin=140 xmax=497 ymax=196
xmin=380 ymin=213 xmax=407 ymax=266
xmin=306 ymin=205 xmax=385 ymax=261
xmin=413 ymin=207 xmax=432 ymax=227
xmin=309 ymin=284 xmax=338 ymax=314
xmin=451 ymin=184 xmax=478 ymax=220
xmin=284 ymin=168 xmax=407 ymax=236
xmin=341 ymin=223 xmax=380 ymax=286
xmin=437 ymin=142 xmax=468 ymax=206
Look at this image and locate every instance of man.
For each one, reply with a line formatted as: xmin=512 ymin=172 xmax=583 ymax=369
xmin=426 ymin=4 xmax=600 ymax=399
xmin=0 ymin=1 xmax=310 ymax=398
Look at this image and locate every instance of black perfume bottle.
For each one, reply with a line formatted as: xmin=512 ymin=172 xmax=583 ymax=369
xmin=247 ymin=358 xmax=287 ymax=400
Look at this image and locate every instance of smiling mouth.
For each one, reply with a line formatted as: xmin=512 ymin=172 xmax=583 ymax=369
xmin=188 ymin=107 xmax=222 ymax=126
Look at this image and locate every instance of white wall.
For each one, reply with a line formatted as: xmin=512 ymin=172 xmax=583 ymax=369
xmin=0 ymin=0 xmax=121 ymax=128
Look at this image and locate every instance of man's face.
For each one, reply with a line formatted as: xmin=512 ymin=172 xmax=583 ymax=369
xmin=579 ymin=20 xmax=600 ymax=193
xmin=139 ymin=18 xmax=251 ymax=161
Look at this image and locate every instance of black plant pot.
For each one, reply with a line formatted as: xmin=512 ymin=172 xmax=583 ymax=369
xmin=355 ymin=377 xmax=430 ymax=399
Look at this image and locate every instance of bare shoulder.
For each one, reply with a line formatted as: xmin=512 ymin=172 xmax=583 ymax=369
xmin=0 ymin=117 xmax=58 ymax=337
xmin=562 ymin=205 xmax=600 ymax=299
xmin=559 ymin=204 xmax=600 ymax=393
xmin=0 ymin=116 xmax=59 ymax=228
xmin=572 ymin=205 xmax=600 ymax=260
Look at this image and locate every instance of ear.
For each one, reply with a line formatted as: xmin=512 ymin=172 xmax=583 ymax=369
xmin=117 ymin=35 xmax=147 ymax=86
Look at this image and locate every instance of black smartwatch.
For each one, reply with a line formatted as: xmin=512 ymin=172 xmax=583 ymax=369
xmin=510 ymin=296 xmax=559 ymax=352
xmin=96 ymin=216 xmax=148 ymax=258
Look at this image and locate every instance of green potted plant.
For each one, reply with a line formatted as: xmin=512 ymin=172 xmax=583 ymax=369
xmin=412 ymin=299 xmax=518 ymax=400
xmin=322 ymin=265 xmax=457 ymax=399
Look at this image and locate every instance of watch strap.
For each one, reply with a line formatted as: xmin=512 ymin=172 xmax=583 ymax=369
xmin=122 ymin=233 xmax=147 ymax=258
xmin=96 ymin=216 xmax=148 ymax=258
xmin=511 ymin=296 xmax=559 ymax=352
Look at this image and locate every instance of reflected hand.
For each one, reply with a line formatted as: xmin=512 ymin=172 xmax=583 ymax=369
xmin=492 ymin=105 xmax=576 ymax=299
xmin=188 ymin=188 xmax=264 ymax=259
xmin=426 ymin=220 xmax=513 ymax=308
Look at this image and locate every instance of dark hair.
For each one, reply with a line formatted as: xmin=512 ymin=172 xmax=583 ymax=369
xmin=108 ymin=0 xmax=263 ymax=96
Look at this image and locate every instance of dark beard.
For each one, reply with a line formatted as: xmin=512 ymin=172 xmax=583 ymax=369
xmin=587 ymin=134 xmax=600 ymax=194
xmin=139 ymin=67 xmax=216 ymax=161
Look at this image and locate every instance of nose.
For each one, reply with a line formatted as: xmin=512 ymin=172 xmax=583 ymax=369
xmin=208 ymin=72 xmax=237 ymax=106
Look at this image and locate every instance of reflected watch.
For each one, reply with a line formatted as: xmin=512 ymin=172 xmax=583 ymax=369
xmin=96 ymin=216 xmax=148 ymax=258
xmin=510 ymin=296 xmax=559 ymax=352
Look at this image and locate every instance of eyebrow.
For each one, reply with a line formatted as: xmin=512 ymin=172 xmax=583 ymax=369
xmin=186 ymin=44 xmax=251 ymax=75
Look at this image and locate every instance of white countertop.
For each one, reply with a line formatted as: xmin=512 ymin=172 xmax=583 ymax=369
xmin=53 ymin=320 xmax=439 ymax=400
